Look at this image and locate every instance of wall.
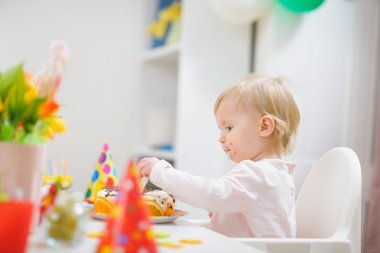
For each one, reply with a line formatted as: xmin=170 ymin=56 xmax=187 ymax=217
xmin=175 ymin=0 xmax=252 ymax=218
xmin=0 ymin=0 xmax=143 ymax=192
xmin=255 ymin=0 xmax=379 ymax=202
xmin=255 ymin=1 xmax=379 ymax=246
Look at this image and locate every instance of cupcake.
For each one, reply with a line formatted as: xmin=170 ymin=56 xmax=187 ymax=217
xmin=142 ymin=190 xmax=175 ymax=216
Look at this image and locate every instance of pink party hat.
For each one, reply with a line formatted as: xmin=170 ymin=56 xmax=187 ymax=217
xmin=85 ymin=141 xmax=118 ymax=203
xmin=96 ymin=159 xmax=157 ymax=253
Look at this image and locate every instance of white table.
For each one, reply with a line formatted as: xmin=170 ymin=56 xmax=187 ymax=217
xmin=28 ymin=217 xmax=263 ymax=253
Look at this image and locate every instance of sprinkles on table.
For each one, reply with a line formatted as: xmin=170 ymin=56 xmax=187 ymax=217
xmin=154 ymin=231 xmax=203 ymax=249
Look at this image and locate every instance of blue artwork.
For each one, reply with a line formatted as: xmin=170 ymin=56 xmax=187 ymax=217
xmin=151 ymin=0 xmax=176 ymax=48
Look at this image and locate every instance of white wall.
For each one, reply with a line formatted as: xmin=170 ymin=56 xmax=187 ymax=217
xmin=175 ymin=0 xmax=251 ymax=218
xmin=255 ymin=0 xmax=379 ymax=201
xmin=0 ymin=0 xmax=143 ymax=192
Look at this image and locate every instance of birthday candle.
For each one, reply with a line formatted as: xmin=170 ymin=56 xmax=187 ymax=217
xmin=62 ymin=159 xmax=67 ymax=176
xmin=48 ymin=160 xmax=53 ymax=176
xmin=53 ymin=160 xmax=57 ymax=176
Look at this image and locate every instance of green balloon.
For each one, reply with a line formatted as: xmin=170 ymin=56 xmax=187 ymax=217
xmin=278 ymin=0 xmax=324 ymax=13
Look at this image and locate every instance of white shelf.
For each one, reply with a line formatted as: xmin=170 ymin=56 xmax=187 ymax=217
xmin=135 ymin=146 xmax=176 ymax=161
xmin=139 ymin=1 xmax=181 ymax=165
xmin=142 ymin=43 xmax=181 ymax=64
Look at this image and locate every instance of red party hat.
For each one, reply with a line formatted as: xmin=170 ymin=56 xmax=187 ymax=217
xmin=96 ymin=159 xmax=157 ymax=253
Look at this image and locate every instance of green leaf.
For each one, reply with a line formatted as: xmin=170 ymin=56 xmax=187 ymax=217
xmin=0 ymin=120 xmax=14 ymax=141
xmin=2 ymin=65 xmax=28 ymax=128
xmin=22 ymin=97 xmax=46 ymax=133
xmin=0 ymin=64 xmax=25 ymax=100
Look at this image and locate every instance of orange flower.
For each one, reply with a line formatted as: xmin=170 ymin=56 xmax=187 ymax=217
xmin=40 ymin=98 xmax=59 ymax=118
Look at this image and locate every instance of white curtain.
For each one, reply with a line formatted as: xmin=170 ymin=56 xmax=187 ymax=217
xmin=365 ymin=90 xmax=380 ymax=253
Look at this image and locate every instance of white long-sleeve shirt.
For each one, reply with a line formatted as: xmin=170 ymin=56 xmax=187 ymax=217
xmin=150 ymin=159 xmax=296 ymax=238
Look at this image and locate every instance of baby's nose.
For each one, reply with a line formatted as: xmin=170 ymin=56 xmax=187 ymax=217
xmin=219 ymin=135 xmax=226 ymax=144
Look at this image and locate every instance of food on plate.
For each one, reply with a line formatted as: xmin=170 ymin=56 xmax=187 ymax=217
xmin=93 ymin=185 xmax=120 ymax=214
xmin=143 ymin=190 xmax=175 ymax=216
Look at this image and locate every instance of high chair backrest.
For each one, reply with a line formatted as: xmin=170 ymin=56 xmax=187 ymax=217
xmin=295 ymin=147 xmax=361 ymax=240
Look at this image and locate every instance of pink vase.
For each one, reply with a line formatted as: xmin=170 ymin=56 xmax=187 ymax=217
xmin=0 ymin=142 xmax=46 ymax=232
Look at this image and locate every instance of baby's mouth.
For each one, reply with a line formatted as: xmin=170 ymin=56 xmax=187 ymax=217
xmin=224 ymin=148 xmax=232 ymax=157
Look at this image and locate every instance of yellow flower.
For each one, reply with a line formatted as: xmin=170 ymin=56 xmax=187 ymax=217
xmin=48 ymin=117 xmax=67 ymax=133
xmin=0 ymin=99 xmax=4 ymax=113
xmin=24 ymin=85 xmax=39 ymax=103
xmin=40 ymin=125 xmax=55 ymax=140
xmin=24 ymin=72 xmax=39 ymax=103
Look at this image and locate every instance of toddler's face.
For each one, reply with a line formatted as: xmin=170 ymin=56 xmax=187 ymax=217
xmin=215 ymin=96 xmax=265 ymax=162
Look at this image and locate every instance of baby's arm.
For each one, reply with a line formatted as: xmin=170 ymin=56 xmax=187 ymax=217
xmin=149 ymin=160 xmax=262 ymax=212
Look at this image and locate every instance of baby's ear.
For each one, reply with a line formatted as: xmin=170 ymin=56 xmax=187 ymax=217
xmin=259 ymin=115 xmax=275 ymax=138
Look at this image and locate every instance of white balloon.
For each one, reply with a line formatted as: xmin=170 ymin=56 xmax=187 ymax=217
xmin=210 ymin=0 xmax=273 ymax=25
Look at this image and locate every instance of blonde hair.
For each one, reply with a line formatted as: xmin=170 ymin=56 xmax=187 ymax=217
xmin=214 ymin=73 xmax=300 ymax=155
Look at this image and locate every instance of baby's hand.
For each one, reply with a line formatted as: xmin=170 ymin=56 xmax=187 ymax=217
xmin=208 ymin=211 xmax=214 ymax=218
xmin=137 ymin=157 xmax=160 ymax=177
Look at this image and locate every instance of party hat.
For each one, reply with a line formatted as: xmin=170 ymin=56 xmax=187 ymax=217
xmin=96 ymin=160 xmax=157 ymax=253
xmin=39 ymin=179 xmax=60 ymax=224
xmin=85 ymin=141 xmax=118 ymax=203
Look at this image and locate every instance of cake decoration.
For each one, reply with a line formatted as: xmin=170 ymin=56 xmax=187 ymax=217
xmin=96 ymin=159 xmax=157 ymax=253
xmin=93 ymin=185 xmax=120 ymax=214
xmin=143 ymin=190 xmax=175 ymax=216
xmin=85 ymin=141 xmax=118 ymax=203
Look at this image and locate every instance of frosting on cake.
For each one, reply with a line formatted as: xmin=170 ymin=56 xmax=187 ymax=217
xmin=93 ymin=185 xmax=120 ymax=214
xmin=143 ymin=190 xmax=175 ymax=216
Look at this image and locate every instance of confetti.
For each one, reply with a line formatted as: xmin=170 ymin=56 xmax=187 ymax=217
xmin=179 ymin=238 xmax=203 ymax=244
xmin=86 ymin=231 xmax=104 ymax=238
xmin=158 ymin=241 xmax=184 ymax=249
xmin=154 ymin=232 xmax=171 ymax=239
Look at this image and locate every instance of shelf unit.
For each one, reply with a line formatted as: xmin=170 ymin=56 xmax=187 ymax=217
xmin=141 ymin=43 xmax=181 ymax=64
xmin=134 ymin=146 xmax=176 ymax=161
xmin=136 ymin=0 xmax=181 ymax=165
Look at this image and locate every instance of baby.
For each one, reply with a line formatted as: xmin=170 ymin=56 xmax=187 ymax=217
xmin=138 ymin=74 xmax=300 ymax=238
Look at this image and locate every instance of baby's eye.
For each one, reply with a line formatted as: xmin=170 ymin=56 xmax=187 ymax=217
xmin=226 ymin=126 xmax=233 ymax=131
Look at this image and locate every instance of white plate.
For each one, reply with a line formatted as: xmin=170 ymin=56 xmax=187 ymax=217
xmin=90 ymin=211 xmax=108 ymax=221
xmin=151 ymin=215 xmax=180 ymax=224
xmin=90 ymin=210 xmax=187 ymax=224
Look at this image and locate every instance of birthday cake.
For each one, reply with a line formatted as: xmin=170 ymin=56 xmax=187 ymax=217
xmin=142 ymin=190 xmax=175 ymax=216
xmin=93 ymin=185 xmax=120 ymax=214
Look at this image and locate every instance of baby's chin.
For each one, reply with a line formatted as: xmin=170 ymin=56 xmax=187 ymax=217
xmin=228 ymin=154 xmax=253 ymax=163
xmin=226 ymin=154 xmax=240 ymax=163
xmin=225 ymin=150 xmax=245 ymax=163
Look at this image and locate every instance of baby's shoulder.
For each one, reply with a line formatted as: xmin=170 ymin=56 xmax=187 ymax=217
xmin=232 ymin=160 xmax=271 ymax=175
xmin=237 ymin=159 xmax=274 ymax=169
xmin=236 ymin=159 xmax=294 ymax=174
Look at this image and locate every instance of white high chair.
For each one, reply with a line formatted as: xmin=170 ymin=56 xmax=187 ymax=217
xmin=235 ymin=147 xmax=362 ymax=253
